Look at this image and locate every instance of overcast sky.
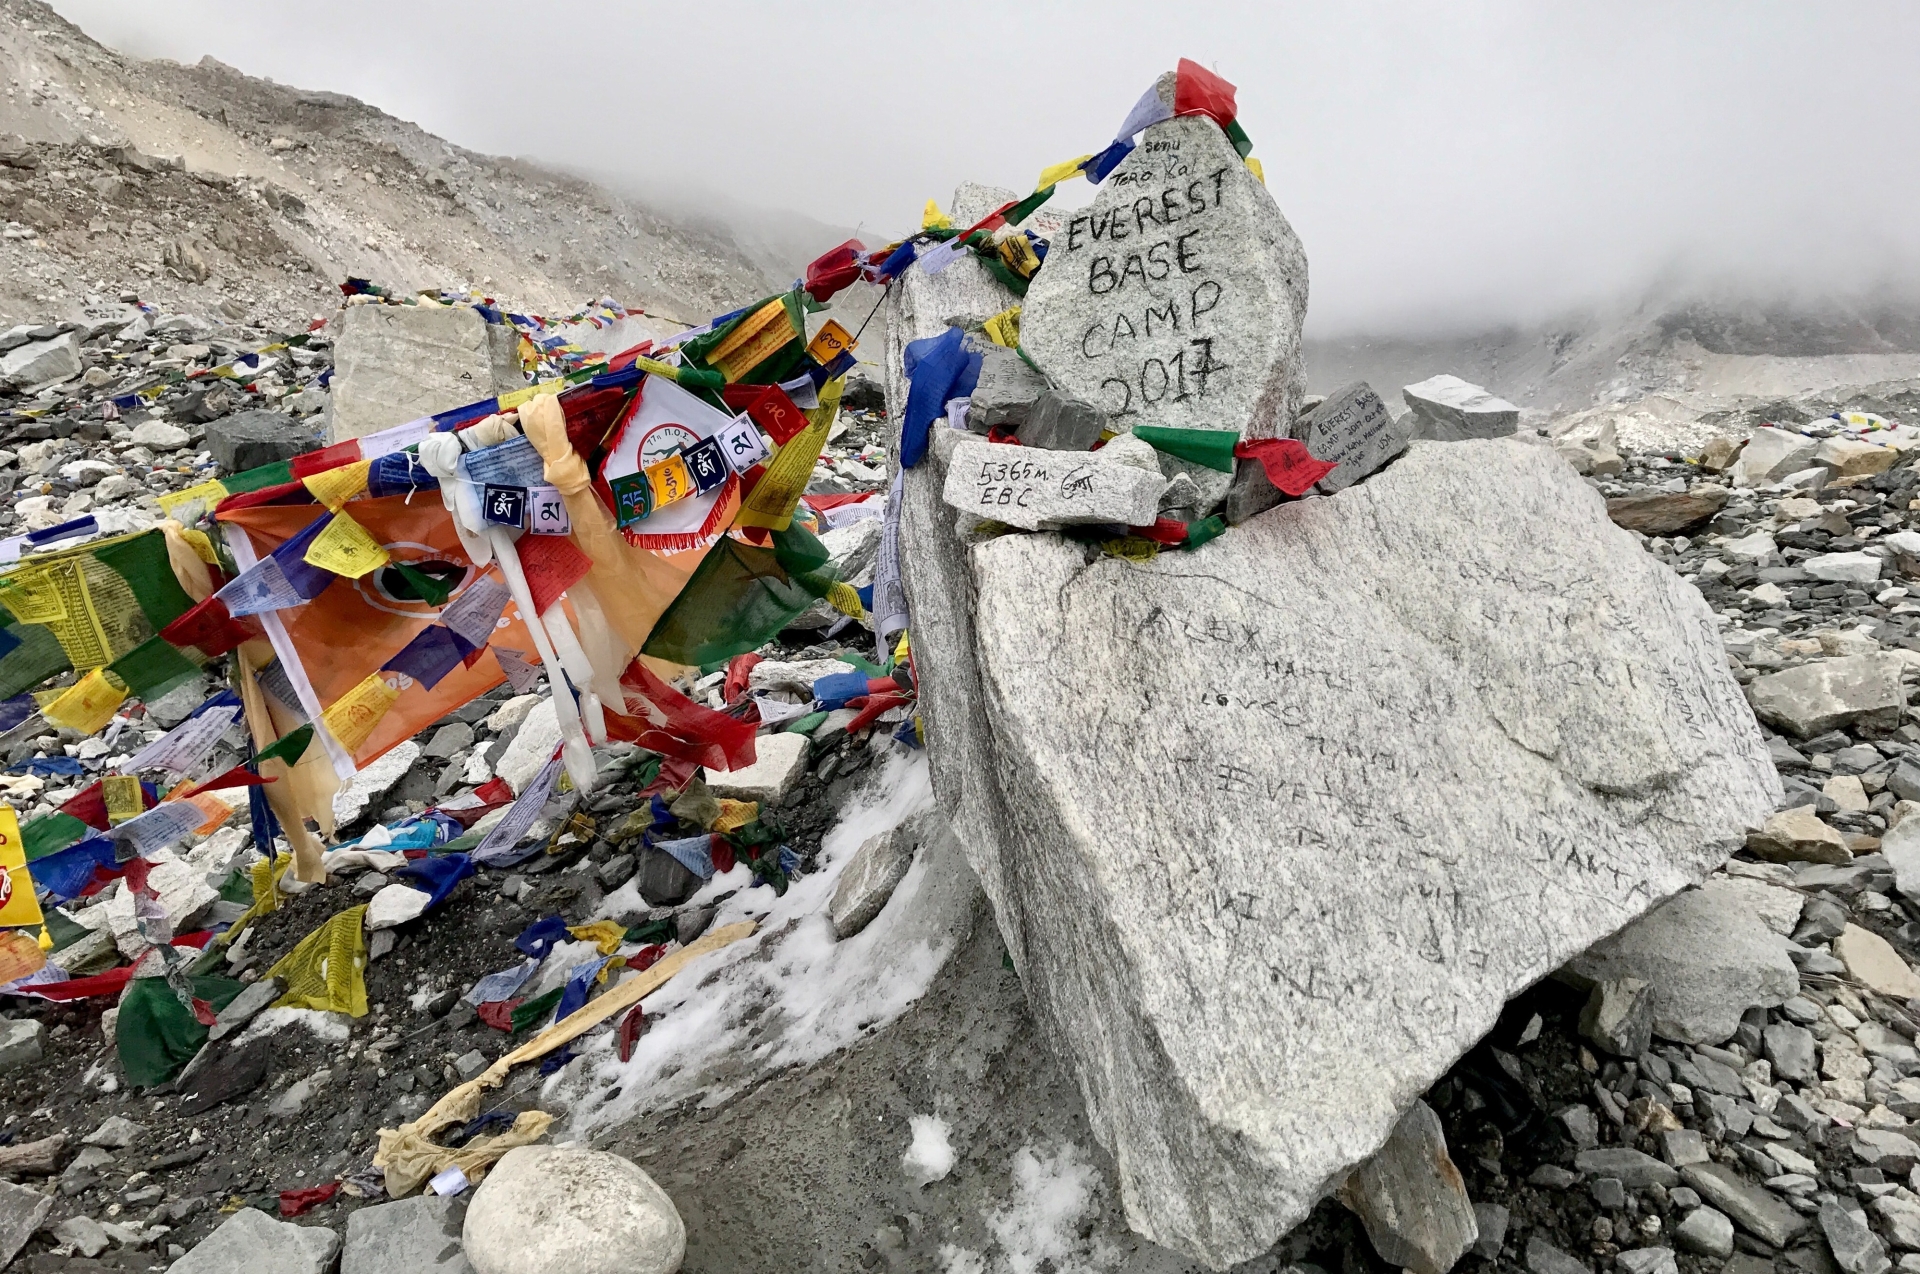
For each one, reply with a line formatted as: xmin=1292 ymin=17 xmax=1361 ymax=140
xmin=45 ymin=1 xmax=1920 ymax=335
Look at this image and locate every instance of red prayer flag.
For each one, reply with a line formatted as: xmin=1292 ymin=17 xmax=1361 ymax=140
xmin=279 ymin=1183 xmax=340 ymax=1217
xmin=803 ymin=239 xmax=866 ymax=304
xmin=719 ymin=384 xmax=808 ymax=445
xmin=604 ymin=658 xmax=758 ymax=772
xmin=514 ymin=535 xmax=593 ymax=617
xmin=1174 ymin=58 xmax=1238 ymax=128
xmin=160 ymin=594 xmax=260 ymax=658
xmin=59 ymin=782 xmax=111 ymax=831
xmin=1234 ymin=438 xmax=1337 ymax=497
xmin=1128 ymin=518 xmax=1191 ymax=545
xmin=181 ymin=767 xmax=275 ymax=798
xmin=290 ymin=440 xmax=362 ymax=479
xmin=723 ymin=653 xmax=761 ymax=705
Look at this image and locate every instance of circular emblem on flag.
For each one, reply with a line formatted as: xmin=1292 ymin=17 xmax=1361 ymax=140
xmin=637 ymin=422 xmax=700 ymax=467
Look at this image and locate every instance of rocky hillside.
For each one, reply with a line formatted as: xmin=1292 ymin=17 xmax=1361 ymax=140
xmin=0 ymin=0 xmax=784 ymax=329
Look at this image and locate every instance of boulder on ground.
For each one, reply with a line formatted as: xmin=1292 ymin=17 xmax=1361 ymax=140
xmin=343 ymin=1194 xmax=473 ymax=1274
xmin=1746 ymin=806 xmax=1852 ymax=866
xmin=1731 ymin=429 xmax=1818 ymax=488
xmin=1606 ymin=488 xmax=1730 ymax=535
xmin=329 ymin=304 xmax=524 ymax=442
xmin=1401 ymin=375 xmax=1519 ymax=441
xmin=0 ymin=331 xmax=81 ymax=389
xmin=1566 ymin=878 xmax=1799 ymax=1045
xmin=0 ymin=1179 xmax=53 ymax=1269
xmin=899 ymin=435 xmax=1778 ymax=1267
xmin=168 ymin=1205 xmax=341 ymax=1274
xmin=207 ymin=409 xmax=319 ymax=472
xmin=1745 ymin=653 xmax=1907 ymax=739
xmin=830 ymin=817 xmax=923 ymax=939
xmin=463 ymin=1145 xmax=684 ymax=1274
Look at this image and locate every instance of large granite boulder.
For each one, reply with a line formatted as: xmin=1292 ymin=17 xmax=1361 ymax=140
xmin=1020 ymin=112 xmax=1308 ymax=441
xmin=329 ymin=304 xmax=523 ymax=442
xmin=899 ymin=435 xmax=1779 ymax=1268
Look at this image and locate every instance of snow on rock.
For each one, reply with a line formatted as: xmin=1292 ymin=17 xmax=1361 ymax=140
xmin=904 ymin=1115 xmax=956 ymax=1187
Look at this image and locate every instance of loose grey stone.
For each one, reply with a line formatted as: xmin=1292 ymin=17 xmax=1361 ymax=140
xmin=1669 ymin=1187 xmax=1701 ymax=1210
xmin=1021 ymin=111 xmax=1308 ymax=440
xmin=1822 ymin=1199 xmax=1892 ymax=1274
xmin=703 ymin=731 xmax=809 ymax=807
xmin=1337 ymin=1100 xmax=1478 ymax=1274
xmin=0 ymin=1017 xmax=45 ymax=1072
xmin=330 ymin=304 xmax=523 ymax=442
xmin=1882 ymin=817 xmax=1920 ymax=900
xmin=1526 ymin=1235 xmax=1592 ymax=1274
xmin=1682 ymin=1161 xmax=1810 ymax=1247
xmin=1557 ymin=1104 xmax=1600 ymax=1149
xmin=454 ymin=1050 xmax=487 ymax=1081
xmin=1472 ymin=1202 xmax=1509 ymax=1259
xmin=1017 ymin=389 xmax=1107 ymax=451
xmin=1566 ymin=879 xmax=1800 ymax=1045
xmin=1222 ymin=454 xmax=1285 ymax=525
xmin=1676 ymin=1207 xmax=1736 ymax=1257
xmin=829 ymin=818 xmax=922 ymax=940
xmin=422 ymin=722 xmax=475 ymax=761
xmin=268 ymin=1069 xmax=330 ymax=1119
xmin=343 ymin=1194 xmax=474 ymax=1274
xmin=1746 ymin=653 xmax=1909 ymax=739
xmin=207 ymin=976 xmax=286 ymax=1043
xmin=1530 ymin=1165 xmax=1582 ymax=1190
xmin=168 ymin=1205 xmax=341 ymax=1274
xmin=1662 ymin=1129 xmax=1711 ymax=1167
xmin=1615 ymin=1249 xmax=1679 ymax=1274
xmin=463 ymin=1146 xmax=684 ymax=1274
xmin=941 ymin=438 xmax=1164 ymax=530
xmin=1581 ymin=976 xmax=1655 ymax=1057
xmin=0 ymin=331 xmax=82 ymax=389
xmin=897 ymin=435 xmax=1778 ymax=1268
xmin=1764 ymin=1021 xmax=1819 ymax=1084
xmin=205 ymin=409 xmax=318 ymax=472
xmin=1853 ymin=1129 xmax=1920 ymax=1172
xmin=1401 ymin=374 xmax=1519 ymax=441
xmin=965 ymin=345 xmax=1048 ymax=433
xmin=1574 ymin=1147 xmax=1680 ymax=1189
xmin=82 ymin=1115 xmax=145 ymax=1149
xmin=1592 ymin=1177 xmax=1628 ymax=1209
xmin=0 ymin=1179 xmax=54 ymax=1268
xmin=54 ymin=1213 xmax=111 ymax=1258
xmin=1294 ymin=381 xmax=1411 ymax=493
xmin=1872 ymin=1194 xmax=1920 ymax=1251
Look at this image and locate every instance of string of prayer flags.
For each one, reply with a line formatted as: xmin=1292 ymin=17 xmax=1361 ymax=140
xmin=438 ymin=578 xmax=511 ymax=649
xmin=720 ymin=383 xmax=808 ymax=446
xmin=304 ymin=511 xmax=391 ymax=579
xmin=599 ymin=375 xmax=741 ymax=552
xmin=301 ymin=458 xmax=372 ymax=511
xmin=515 ymin=535 xmax=592 ymax=617
xmin=321 ymin=673 xmax=400 ymax=754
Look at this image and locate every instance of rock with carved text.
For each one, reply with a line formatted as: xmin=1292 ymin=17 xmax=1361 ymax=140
xmin=899 ymin=436 xmax=1779 ymax=1269
xmin=1020 ymin=111 xmax=1308 ymax=441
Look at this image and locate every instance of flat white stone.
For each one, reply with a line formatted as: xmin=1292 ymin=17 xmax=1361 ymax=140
xmin=1401 ymin=375 xmax=1519 ymax=441
xmin=941 ymin=438 xmax=1164 ymax=530
xmin=334 ymin=741 xmax=424 ymax=823
xmin=702 ymin=731 xmax=809 ymax=805
xmin=365 ymin=883 xmax=432 ymax=930
xmin=899 ymin=435 xmax=1778 ymax=1267
xmin=1021 ymin=114 xmax=1307 ymax=440
xmin=1804 ymin=552 xmax=1883 ymax=584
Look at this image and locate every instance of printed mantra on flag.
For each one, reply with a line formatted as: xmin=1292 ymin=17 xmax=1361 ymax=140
xmin=1061 ymin=141 xmax=1237 ymax=420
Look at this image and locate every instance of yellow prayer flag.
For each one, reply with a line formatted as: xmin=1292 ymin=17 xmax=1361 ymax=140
xmin=43 ymin=668 xmax=127 ymax=735
xmin=997 ymin=234 xmax=1041 ymax=278
xmin=643 ymin=453 xmax=695 ymax=509
xmin=0 ymin=807 xmax=46 ymax=930
xmin=1245 ymin=156 xmax=1265 ymax=184
xmin=921 ymin=199 xmax=953 ymax=231
xmin=497 ymin=377 xmax=570 ymax=413
xmin=826 ymin=581 xmax=867 ymax=620
xmin=711 ymin=799 xmax=759 ymax=835
xmin=893 ymin=630 xmax=911 ymax=662
xmin=805 ymin=318 xmax=857 ymax=367
xmin=706 ymin=299 xmax=795 ymax=383
xmin=982 ymin=305 xmax=1023 ymax=349
xmin=1037 ymin=154 xmax=1096 ymax=189
xmin=177 ymin=527 xmax=219 ymax=564
xmin=301 ymin=458 xmax=372 ymax=511
xmin=304 ymin=511 xmax=391 ymax=579
xmin=266 ymin=905 xmax=369 ymax=1017
xmin=321 ymin=672 xmax=400 ymax=754
xmin=567 ymin=919 xmax=627 ymax=956
xmin=0 ymin=929 xmax=44 ymax=983
xmin=103 ymin=774 xmax=144 ymax=826
xmin=157 ymin=479 xmax=230 ymax=522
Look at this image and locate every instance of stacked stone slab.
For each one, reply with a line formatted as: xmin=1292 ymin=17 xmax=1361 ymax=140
xmin=329 ymin=304 xmax=525 ymax=442
xmin=898 ymin=436 xmax=1778 ymax=1268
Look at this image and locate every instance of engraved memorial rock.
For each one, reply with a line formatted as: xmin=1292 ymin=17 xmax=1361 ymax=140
xmin=941 ymin=438 xmax=1164 ymax=530
xmin=899 ymin=436 xmax=1779 ymax=1268
xmin=1020 ymin=114 xmax=1308 ymax=440
xmin=1294 ymin=381 xmax=1412 ymax=494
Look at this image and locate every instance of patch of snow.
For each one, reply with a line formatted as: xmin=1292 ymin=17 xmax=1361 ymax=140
xmin=903 ymin=1114 xmax=955 ymax=1187
xmin=236 ymin=1007 xmax=352 ymax=1045
xmin=561 ymin=748 xmax=967 ymax=1133
xmin=939 ymin=1144 xmax=1119 ymax=1274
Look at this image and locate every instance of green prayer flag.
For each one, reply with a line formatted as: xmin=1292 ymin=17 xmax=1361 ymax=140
xmin=254 ymin=723 xmax=314 ymax=768
xmin=93 ymin=532 xmax=194 ymax=629
xmin=1130 ymin=425 xmax=1240 ymax=473
xmin=510 ymin=984 xmax=565 ymax=1033
xmin=0 ymin=615 xmax=69 ymax=700
xmin=977 ymin=254 xmax=1030 ymax=297
xmin=784 ymin=710 xmax=827 ymax=736
xmin=390 ymin=560 xmax=455 ymax=606
xmin=108 ymin=635 xmax=202 ymax=701
xmin=1006 ymin=184 xmax=1056 ymax=226
xmin=221 ymin=460 xmax=294 ymax=495
xmin=41 ymin=906 xmax=89 ymax=952
xmin=623 ymin=917 xmax=674 ymax=946
xmin=641 ymin=525 xmax=837 ymax=667
xmin=24 ymin=811 xmax=90 ymax=862
xmin=116 ymin=975 xmax=245 ymax=1087
xmin=1182 ymin=516 xmax=1228 ymax=550
xmin=1225 ymin=118 xmax=1254 ymax=159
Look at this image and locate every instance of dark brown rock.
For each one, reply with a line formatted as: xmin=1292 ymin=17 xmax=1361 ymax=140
xmin=1606 ymin=488 xmax=1730 ymax=535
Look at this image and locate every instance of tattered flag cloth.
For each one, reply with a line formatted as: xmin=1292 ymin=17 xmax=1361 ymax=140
xmin=604 ymin=658 xmax=757 ymax=772
xmin=117 ymin=974 xmax=246 ymax=1087
xmin=1234 ymin=438 xmax=1339 ymax=497
xmin=639 ymin=522 xmax=840 ymax=667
